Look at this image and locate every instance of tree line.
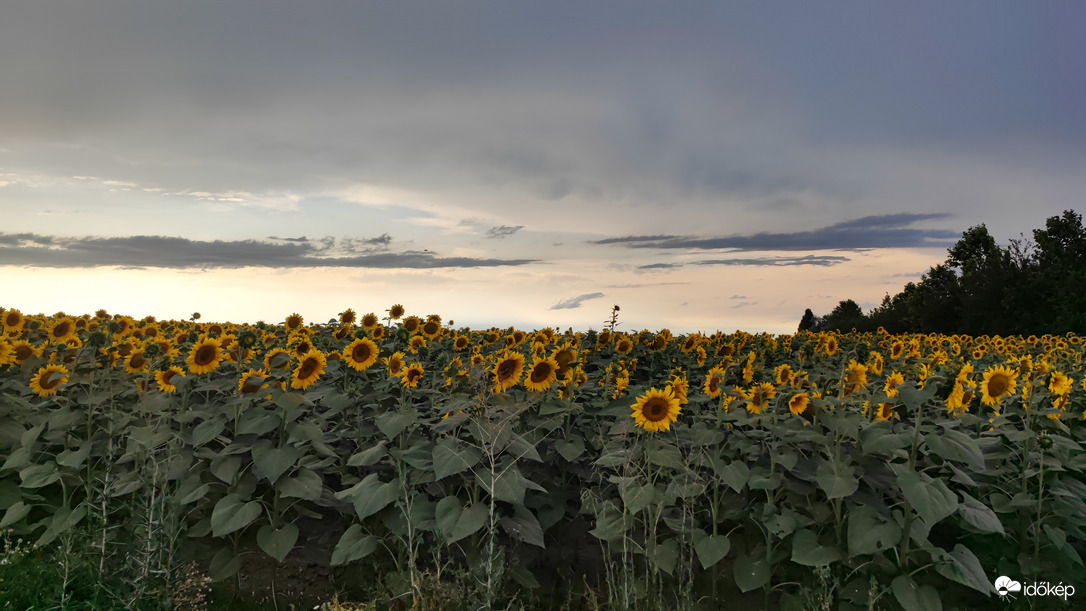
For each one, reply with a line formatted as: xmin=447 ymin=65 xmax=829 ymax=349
xmin=799 ymin=209 xmax=1086 ymax=336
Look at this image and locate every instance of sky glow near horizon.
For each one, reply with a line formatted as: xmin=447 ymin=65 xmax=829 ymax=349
xmin=2 ymin=2 xmax=1084 ymax=334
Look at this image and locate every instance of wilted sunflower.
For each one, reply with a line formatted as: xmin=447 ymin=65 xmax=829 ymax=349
xmin=238 ymin=369 xmax=269 ymax=395
xmin=400 ymin=363 xmax=425 ymax=388
xmin=788 ymin=393 xmax=810 ymax=416
xmin=155 ymin=366 xmax=185 ymax=393
xmin=186 ymin=336 xmax=223 ymax=375
xmin=492 ymin=351 xmax=525 ymax=393
xmin=524 ymin=356 xmax=559 ymax=392
xmin=285 ymin=313 xmax=304 ymax=331
xmin=291 ymin=349 xmax=326 ymax=389
xmin=630 ymin=386 xmax=681 ymax=433
xmin=343 ymin=337 xmax=379 ymax=372
xmin=980 ymin=365 xmax=1018 ymax=406
xmin=30 ymin=363 xmax=69 ymax=397
xmin=388 ymin=304 xmax=405 ymax=319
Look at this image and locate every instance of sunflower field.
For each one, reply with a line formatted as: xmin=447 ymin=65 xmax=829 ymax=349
xmin=1 ymin=305 xmax=1085 ymax=609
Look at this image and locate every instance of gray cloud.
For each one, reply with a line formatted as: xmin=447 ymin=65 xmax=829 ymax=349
xmin=598 ymin=214 xmax=957 ymax=252
xmin=0 ymin=232 xmax=535 ymax=269
xmin=637 ymin=255 xmax=848 ymax=270
xmin=486 ymin=225 xmax=524 ymax=239
xmin=550 ymin=292 xmax=605 ymax=310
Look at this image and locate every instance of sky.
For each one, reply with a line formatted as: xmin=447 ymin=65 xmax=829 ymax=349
xmin=2 ymin=2 xmax=1084 ymax=334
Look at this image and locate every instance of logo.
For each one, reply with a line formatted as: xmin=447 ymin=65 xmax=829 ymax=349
xmin=995 ymin=576 xmax=1021 ymax=598
xmin=994 ymin=575 xmax=1074 ymax=601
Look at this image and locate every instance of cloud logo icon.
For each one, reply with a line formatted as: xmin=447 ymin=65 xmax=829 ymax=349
xmin=995 ymin=576 xmax=1022 ymax=597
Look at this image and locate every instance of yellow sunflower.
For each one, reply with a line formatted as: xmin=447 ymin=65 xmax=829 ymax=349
xmin=48 ymin=317 xmax=77 ymax=343
xmin=842 ymin=360 xmax=868 ymax=397
xmin=524 ymin=356 xmax=559 ymax=392
xmin=402 ymin=316 xmax=422 ymax=335
xmin=630 ymin=386 xmax=682 ymax=432
xmin=388 ymin=304 xmax=405 ymax=320
xmin=883 ymin=371 xmax=904 ymax=398
xmin=614 ymin=337 xmax=634 ymax=355
xmin=945 ymin=381 xmax=974 ymax=416
xmin=155 ymin=366 xmax=185 ymax=393
xmin=823 ymin=335 xmax=839 ymax=356
xmin=2 ymin=308 xmax=25 ymax=335
xmin=285 ymin=313 xmax=304 ymax=331
xmin=360 ymin=312 xmax=379 ymax=332
xmin=339 ymin=309 xmax=356 ymax=325
xmin=30 ymin=363 xmax=69 ymax=397
xmin=123 ymin=349 xmax=150 ymax=374
xmin=386 ymin=351 xmax=406 ymax=377
xmin=343 ymin=337 xmax=379 ymax=372
xmin=186 ymin=336 xmax=223 ymax=375
xmin=874 ymin=403 xmax=895 ymax=421
xmin=980 ymin=365 xmax=1018 ymax=406
xmin=421 ymin=320 xmax=442 ymax=340
xmin=744 ymin=382 xmax=776 ymax=414
xmin=264 ymin=347 xmax=292 ymax=370
xmin=704 ymin=366 xmax=727 ymax=399
xmin=291 ymin=349 xmax=326 ymax=389
xmin=0 ymin=339 xmax=13 ymax=366
xmin=773 ymin=363 xmax=793 ymax=386
xmin=409 ymin=335 xmax=427 ymax=354
xmin=889 ymin=341 xmax=905 ymax=360
xmin=788 ymin=393 xmax=810 ymax=416
xmin=453 ymin=335 xmax=471 ymax=351
xmin=1049 ymin=371 xmax=1073 ymax=396
xmin=492 ymin=351 xmax=525 ymax=393
xmin=238 ymin=369 xmax=269 ymax=395
xmin=400 ymin=363 xmax=425 ymax=388
xmin=371 ymin=325 xmax=386 ymax=341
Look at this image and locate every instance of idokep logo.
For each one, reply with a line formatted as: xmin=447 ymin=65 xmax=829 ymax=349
xmin=995 ymin=575 xmax=1075 ymax=601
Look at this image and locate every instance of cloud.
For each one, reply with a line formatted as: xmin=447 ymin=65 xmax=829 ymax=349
xmin=595 ymin=214 xmax=958 ymax=252
xmin=0 ymin=232 xmax=536 ymax=269
xmin=550 ymin=292 xmax=605 ymax=310
xmin=486 ymin=225 xmax=524 ymax=239
xmin=730 ymin=294 xmax=747 ymax=299
xmin=638 ymin=255 xmax=848 ymax=269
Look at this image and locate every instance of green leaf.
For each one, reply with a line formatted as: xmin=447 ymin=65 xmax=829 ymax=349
xmin=647 ymin=444 xmax=684 ymax=469
xmin=847 ymin=505 xmax=901 ymax=557
xmin=347 ymin=441 xmax=388 ymax=467
xmin=648 ymin=538 xmax=679 ymax=575
xmin=210 ymin=454 xmax=243 ymax=484
xmin=432 ymin=442 xmax=481 ymax=480
xmin=434 ymin=497 xmax=488 ymax=544
xmin=0 ymin=501 xmax=31 ymax=528
xmin=694 ymin=533 xmax=731 ymax=569
xmin=621 ymin=480 xmax=656 ymax=515
xmin=791 ymin=529 xmax=841 ymax=567
xmin=237 ymin=408 xmax=279 ymax=436
xmin=257 ymin=523 xmax=299 ymax=563
xmin=499 ymin=507 xmax=545 ymax=548
xmin=477 ymin=465 xmax=542 ymax=505
xmin=589 ymin=506 xmax=627 ymax=542
xmin=36 ymin=503 xmax=87 ymax=548
xmin=861 ymin=421 xmax=911 ymax=455
xmin=276 ymin=469 xmax=323 ymax=502
xmin=716 ymin=460 xmax=750 ymax=493
xmin=892 ymin=575 xmax=942 ymax=611
xmin=19 ymin=463 xmax=59 ymax=489
xmin=932 ymin=544 xmax=994 ymax=595
xmin=897 ymin=470 xmax=958 ymax=526
xmin=251 ymin=441 xmax=301 ymax=484
xmin=376 ymin=411 xmax=416 ymax=439
xmin=958 ymin=492 xmax=1004 ymax=534
xmin=331 ymin=524 xmax=379 ymax=566
xmin=335 ymin=473 xmax=400 ymax=521
xmin=208 ymin=547 xmax=244 ymax=581
xmin=56 ymin=441 xmax=92 ymax=468
xmin=815 ymin=461 xmax=858 ymax=499
xmin=733 ymin=552 xmax=771 ymax=592
xmin=210 ymin=494 xmax=263 ymax=537
xmin=555 ymin=437 xmax=585 ymax=461
xmin=504 ymin=433 xmax=542 ymax=462
xmin=177 ymin=483 xmax=212 ymax=505
xmin=924 ymin=428 xmax=986 ymax=471
xmin=191 ymin=418 xmax=226 ymax=447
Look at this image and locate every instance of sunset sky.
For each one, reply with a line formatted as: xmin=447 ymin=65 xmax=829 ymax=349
xmin=2 ymin=2 xmax=1084 ymax=334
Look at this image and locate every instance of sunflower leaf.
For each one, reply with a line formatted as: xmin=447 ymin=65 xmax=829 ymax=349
xmin=331 ymin=524 xmax=379 ymax=566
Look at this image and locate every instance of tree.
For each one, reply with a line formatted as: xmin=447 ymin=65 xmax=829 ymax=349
xmin=798 ymin=308 xmax=818 ymax=332
xmin=820 ymin=299 xmax=867 ymax=332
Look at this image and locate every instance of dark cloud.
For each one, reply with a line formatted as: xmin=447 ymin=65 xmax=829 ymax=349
xmin=598 ymin=214 xmax=957 ymax=252
xmin=549 ymin=292 xmax=605 ymax=310
xmin=0 ymin=232 xmax=535 ymax=269
xmin=637 ymin=255 xmax=848 ymax=270
xmin=486 ymin=225 xmax=524 ymax=239
xmin=268 ymin=236 xmax=309 ymax=242
xmin=638 ymin=262 xmax=682 ymax=270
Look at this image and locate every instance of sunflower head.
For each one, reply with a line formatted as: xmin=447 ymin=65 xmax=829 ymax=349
xmin=339 ymin=309 xmax=357 ymax=325
xmin=239 ymin=369 xmax=269 ymax=395
xmin=186 ymin=336 xmax=223 ymax=375
xmin=30 ymin=364 xmax=69 ymax=397
xmin=291 ymin=350 xmax=327 ymax=390
xmin=492 ymin=351 xmax=525 ymax=393
xmin=155 ymin=366 xmax=185 ymax=394
xmin=285 ymin=313 xmax=304 ymax=331
xmin=524 ymin=357 xmax=559 ymax=392
xmin=788 ymin=393 xmax=810 ymax=416
xmin=343 ymin=337 xmax=380 ymax=372
xmin=400 ymin=363 xmax=425 ymax=388
xmin=630 ymin=386 xmax=682 ymax=433
xmin=388 ymin=304 xmax=405 ymax=319
xmin=981 ymin=365 xmax=1018 ymax=406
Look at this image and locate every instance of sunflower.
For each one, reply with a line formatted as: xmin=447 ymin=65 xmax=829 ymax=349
xmin=264 ymin=347 xmax=292 ymax=370
xmin=340 ymin=309 xmax=357 ymax=325
xmin=823 ymin=336 xmax=839 ymax=356
xmin=343 ymin=337 xmax=379 ymax=372
xmin=524 ymin=356 xmax=559 ymax=392
xmin=388 ymin=304 xmax=405 ymax=320
xmin=889 ymin=341 xmax=905 ymax=360
xmin=371 ymin=325 xmax=386 ymax=341
xmin=291 ymin=337 xmax=314 ymax=358
xmin=704 ymin=367 xmax=727 ymax=399
xmin=291 ymin=349 xmax=326 ymax=389
xmin=773 ymin=364 xmax=793 ymax=386
xmin=453 ymin=335 xmax=471 ymax=351
xmin=409 ymin=336 xmax=427 ymax=354
xmin=0 ymin=339 xmax=14 ymax=366
xmin=553 ymin=345 xmax=578 ymax=377
xmin=670 ymin=373 xmax=690 ymax=405
xmin=945 ymin=381 xmax=974 ymax=415
xmin=285 ymin=313 xmax=304 ymax=331
xmin=492 ymin=351 xmax=525 ymax=393
xmin=874 ymin=403 xmax=895 ymax=421
xmin=1049 ymin=371 xmax=1073 ymax=396
xmin=386 ymin=351 xmax=406 ymax=377
xmin=883 ymin=371 xmax=904 ymax=398
xmin=30 ymin=364 xmax=68 ymax=397
xmin=400 ymin=363 xmax=425 ymax=388
xmin=3 ymin=308 xmax=25 ymax=335
xmin=238 ymin=369 xmax=269 ymax=395
xmin=788 ymin=393 xmax=810 ymax=416
xmin=630 ymin=386 xmax=682 ymax=433
xmin=980 ymin=365 xmax=1018 ymax=406
xmin=155 ymin=366 xmax=185 ymax=393
xmin=421 ymin=320 xmax=442 ymax=340
xmin=614 ymin=337 xmax=633 ymax=355
xmin=48 ymin=317 xmax=77 ymax=343
xmin=867 ymin=351 xmax=884 ymax=376
xmin=123 ymin=349 xmax=150 ymax=374
xmin=842 ymin=360 xmax=868 ymax=397
xmin=186 ymin=336 xmax=223 ymax=375
xmin=744 ymin=382 xmax=776 ymax=414
xmin=402 ymin=316 xmax=422 ymax=335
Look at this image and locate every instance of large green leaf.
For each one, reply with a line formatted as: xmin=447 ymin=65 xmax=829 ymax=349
xmin=648 ymin=538 xmax=679 ymax=575
xmin=208 ymin=547 xmax=243 ymax=581
xmin=815 ymin=461 xmax=858 ymax=499
xmin=715 ymin=459 xmax=750 ymax=493
xmin=331 ymin=524 xmax=379 ymax=566
xmin=432 ymin=442 xmax=481 ymax=480
xmin=554 ymin=436 xmax=585 ymax=461
xmin=56 ymin=441 xmax=92 ymax=468
xmin=693 ymin=533 xmax=731 ymax=569
xmin=957 ymin=492 xmax=1004 ymax=534
xmin=335 ymin=473 xmax=400 ymax=521
xmin=277 ymin=468 xmax=323 ymax=502
xmin=0 ymin=501 xmax=31 ymax=528
xmin=19 ymin=463 xmax=59 ymax=489
xmin=847 ymin=505 xmax=901 ymax=557
xmin=733 ymin=552 xmax=771 ymax=592
xmin=376 ymin=411 xmax=416 ymax=439
xmin=897 ymin=469 xmax=958 ymax=526
xmin=588 ymin=505 xmax=627 ymax=542
xmin=499 ymin=507 xmax=545 ymax=548
xmin=347 ymin=441 xmax=387 ymax=467
xmin=237 ymin=409 xmax=279 ymax=436
xmin=892 ymin=575 xmax=942 ymax=611
xmin=210 ymin=494 xmax=263 ymax=537
xmin=257 ymin=523 xmax=299 ymax=562
xmin=434 ymin=497 xmax=488 ymax=544
xmin=191 ymin=418 xmax=226 ymax=447
xmin=791 ymin=528 xmax=841 ymax=567
xmin=932 ymin=544 xmax=994 ymax=595
xmin=251 ymin=440 xmax=302 ymax=483
xmin=924 ymin=428 xmax=986 ymax=471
